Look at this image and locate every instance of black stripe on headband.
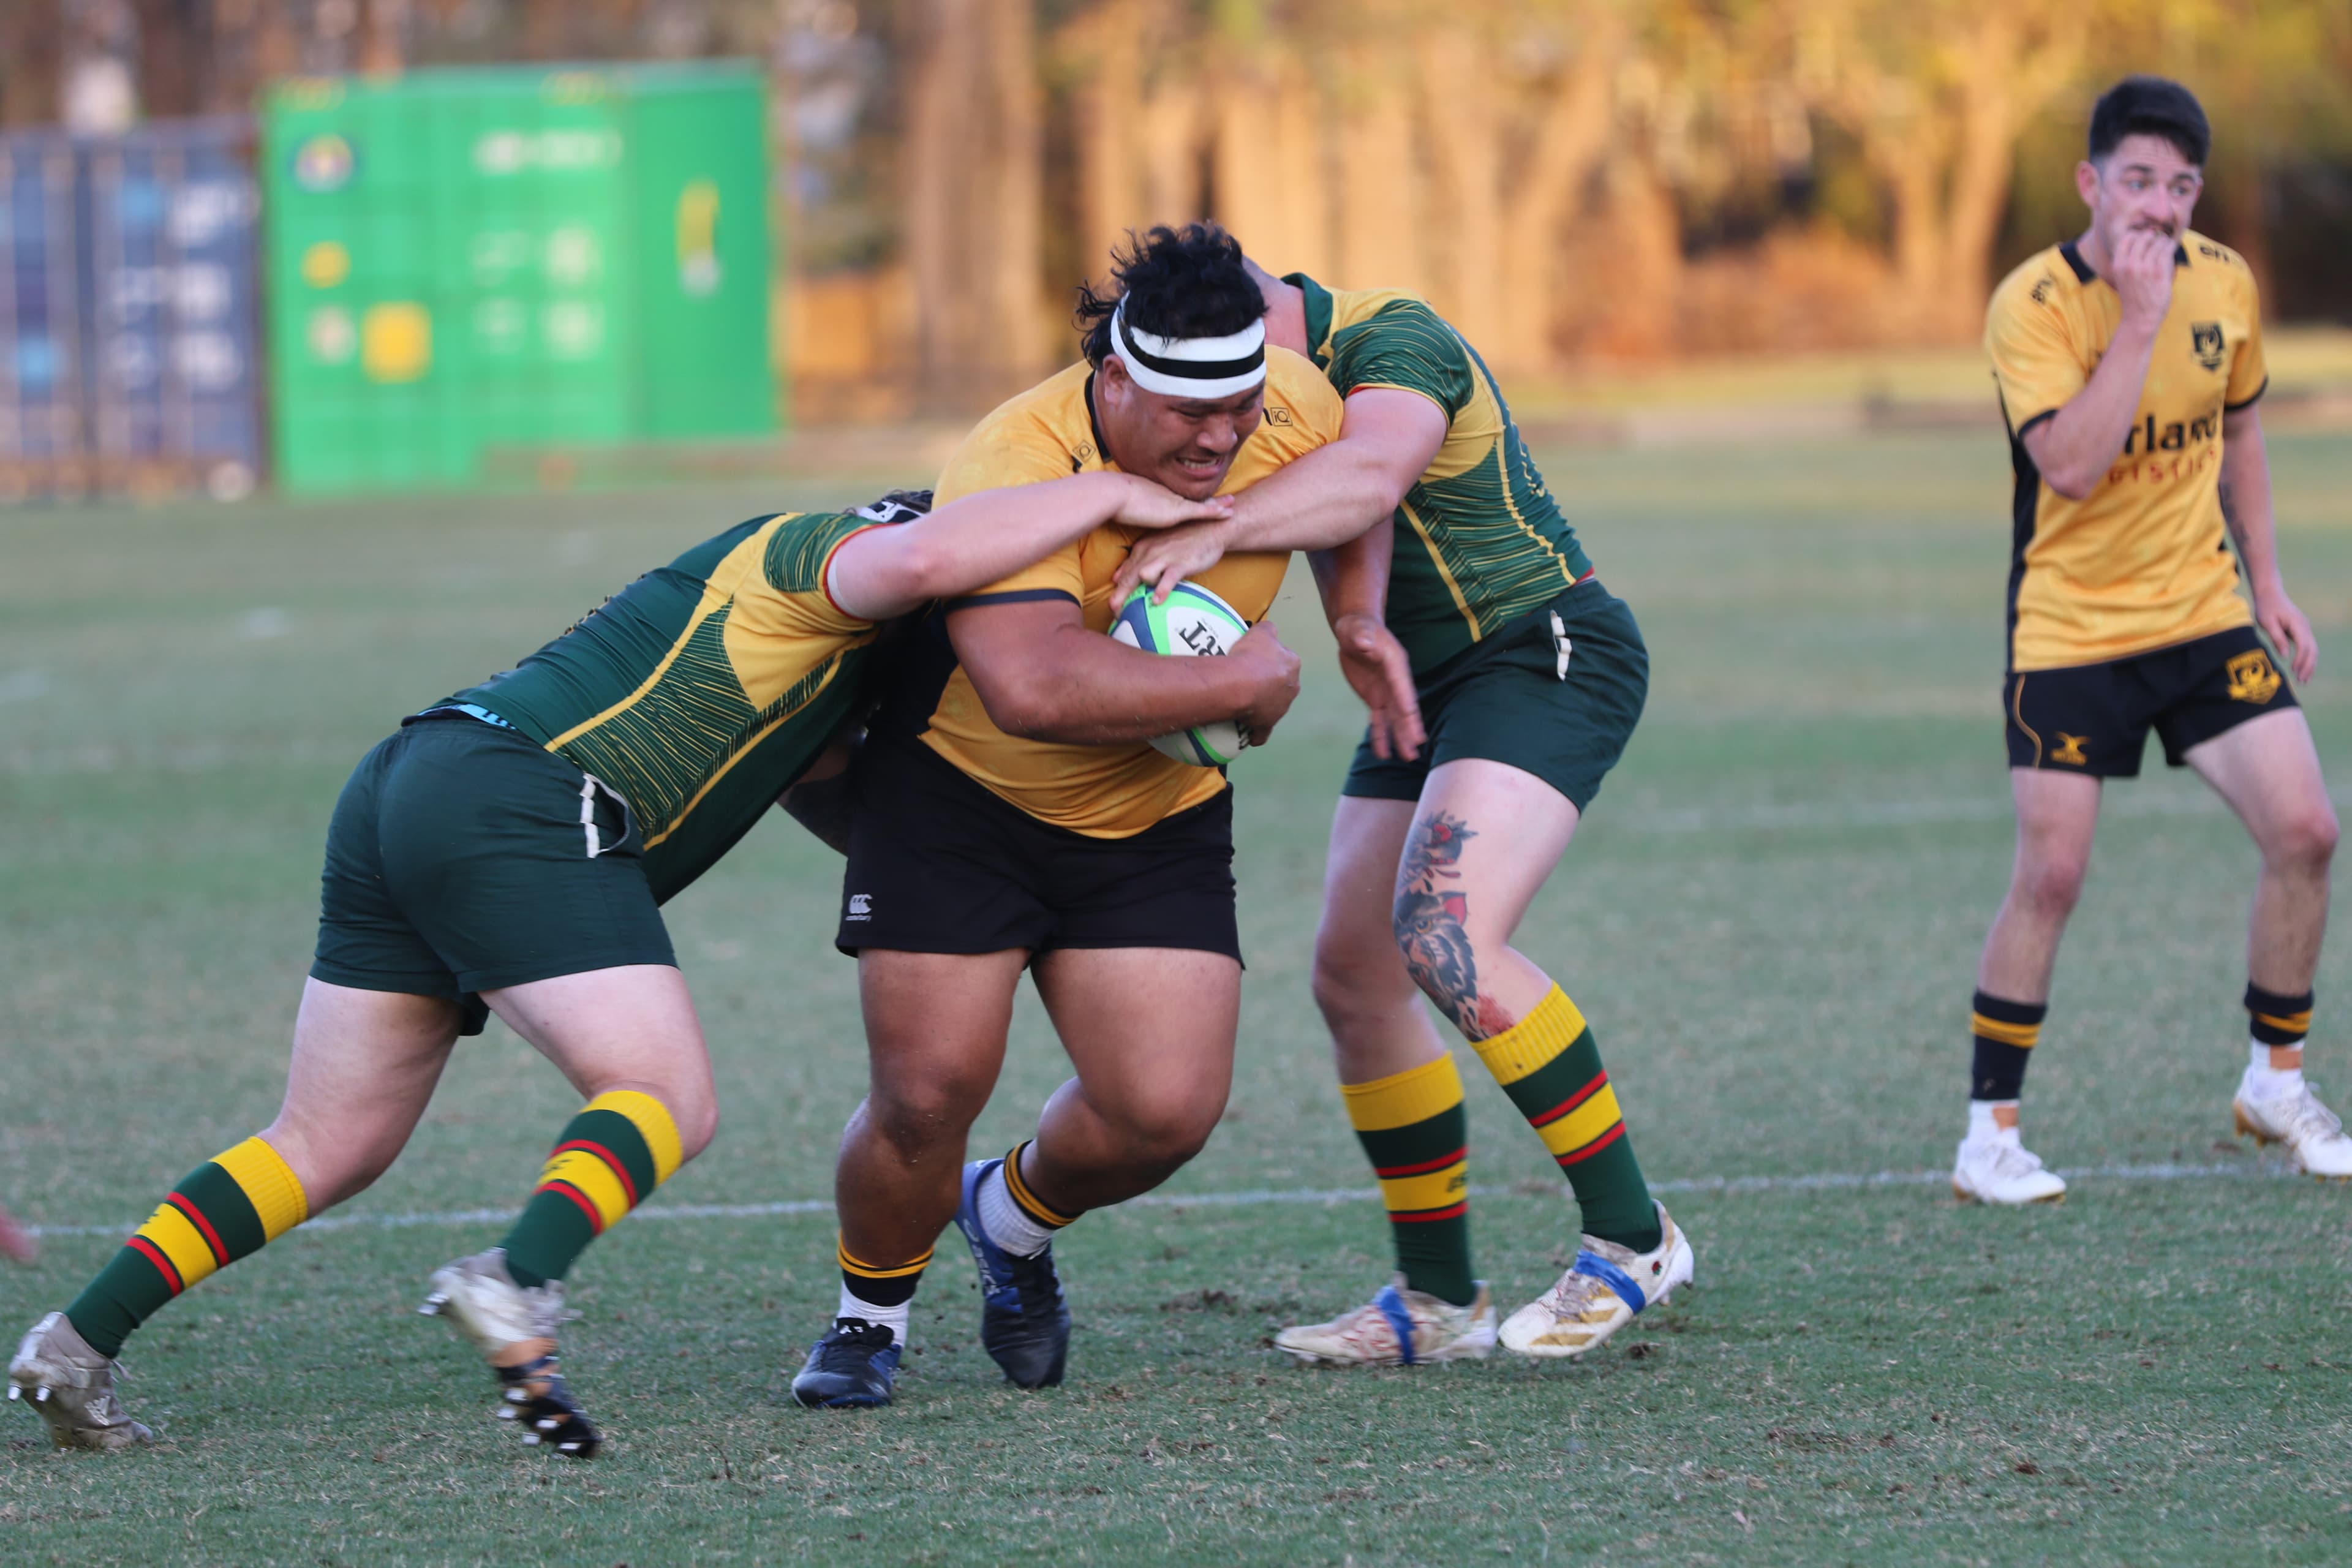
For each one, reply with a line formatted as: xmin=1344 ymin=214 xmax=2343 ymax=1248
xmin=1115 ymin=321 xmax=1266 ymax=384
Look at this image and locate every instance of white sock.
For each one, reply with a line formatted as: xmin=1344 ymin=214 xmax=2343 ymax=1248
xmin=837 ymin=1286 xmax=910 ymax=1344
xmin=1967 ymin=1101 xmax=2020 ymax=1145
xmin=2245 ymin=1040 xmax=2305 ymax=1100
xmin=977 ymin=1159 xmax=1057 ymax=1258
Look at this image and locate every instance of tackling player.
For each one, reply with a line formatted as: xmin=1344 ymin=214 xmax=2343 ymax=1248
xmin=793 ymin=225 xmax=1401 ymax=1407
xmin=1113 ymin=257 xmax=1696 ymax=1366
xmin=6 ymin=476 xmax=1227 ymax=1453
xmin=1954 ymin=76 xmax=2349 ymax=1202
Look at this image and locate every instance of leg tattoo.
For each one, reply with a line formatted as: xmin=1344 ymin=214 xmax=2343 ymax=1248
xmin=1395 ymin=812 xmax=1510 ymax=1039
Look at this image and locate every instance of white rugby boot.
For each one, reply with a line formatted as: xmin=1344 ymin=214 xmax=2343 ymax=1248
xmin=1275 ymin=1278 xmax=1495 ymax=1367
xmin=420 ymin=1248 xmax=601 ymax=1457
xmin=2234 ymin=1075 xmax=2352 ymax=1180
xmin=9 ymin=1312 xmax=155 ymax=1450
xmin=1952 ymin=1132 xmax=2068 ymax=1205
xmin=1499 ymin=1200 xmax=1694 ymax=1360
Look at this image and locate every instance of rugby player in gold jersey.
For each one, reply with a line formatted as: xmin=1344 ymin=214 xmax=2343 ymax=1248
xmin=1956 ymin=77 xmax=2348 ymax=1204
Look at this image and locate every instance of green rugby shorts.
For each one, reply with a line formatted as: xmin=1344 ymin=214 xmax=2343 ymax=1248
xmin=1343 ymin=579 xmax=1648 ymax=813
xmin=310 ymin=713 xmax=676 ymax=1033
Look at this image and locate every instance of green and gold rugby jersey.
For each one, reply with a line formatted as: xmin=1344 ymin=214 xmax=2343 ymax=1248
xmin=440 ymin=511 xmax=882 ymax=902
xmin=1289 ymin=273 xmax=1593 ymax=673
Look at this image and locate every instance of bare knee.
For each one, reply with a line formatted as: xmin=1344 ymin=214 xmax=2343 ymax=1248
xmin=1117 ymin=1101 xmax=1220 ymax=1175
xmin=2010 ymin=854 xmax=2088 ymax=921
xmin=864 ymin=1072 xmax=992 ymax=1155
xmin=2268 ymin=804 xmax=2340 ymax=875
xmin=669 ymin=1095 xmax=719 ymax=1164
xmin=259 ymin=1120 xmax=397 ymax=1213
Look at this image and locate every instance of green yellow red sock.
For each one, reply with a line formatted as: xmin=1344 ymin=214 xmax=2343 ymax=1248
xmin=66 ymin=1136 xmax=310 ymax=1358
xmin=1344 ymin=1054 xmax=1476 ymax=1306
xmin=1473 ymin=986 xmax=1660 ymax=1253
xmin=501 ymin=1090 xmax=682 ymax=1288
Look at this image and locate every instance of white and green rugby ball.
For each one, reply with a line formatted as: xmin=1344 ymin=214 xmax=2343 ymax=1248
xmin=1110 ymin=580 xmax=1252 ymax=766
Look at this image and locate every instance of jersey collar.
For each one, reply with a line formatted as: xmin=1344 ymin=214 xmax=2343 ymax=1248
xmin=2059 ymin=236 xmax=2191 ymax=284
xmin=1284 ymin=272 xmax=1336 ymax=368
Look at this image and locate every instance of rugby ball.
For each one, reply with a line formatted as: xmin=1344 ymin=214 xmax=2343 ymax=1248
xmin=1110 ymin=581 xmax=1251 ymax=766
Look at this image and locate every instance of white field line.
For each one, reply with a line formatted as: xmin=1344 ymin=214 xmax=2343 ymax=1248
xmin=20 ymin=1161 xmax=2286 ymax=1241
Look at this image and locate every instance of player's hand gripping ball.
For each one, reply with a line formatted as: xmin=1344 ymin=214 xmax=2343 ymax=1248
xmin=1111 ymin=581 xmax=1253 ymax=766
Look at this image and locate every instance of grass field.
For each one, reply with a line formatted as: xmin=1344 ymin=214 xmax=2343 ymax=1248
xmin=6 ymin=429 xmax=2352 ymax=1565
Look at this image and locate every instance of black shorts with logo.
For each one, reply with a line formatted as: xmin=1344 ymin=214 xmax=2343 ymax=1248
xmin=834 ymin=735 xmax=1240 ymax=961
xmin=311 ymin=712 xmax=677 ymax=1033
xmin=2004 ymin=625 xmax=2298 ymax=778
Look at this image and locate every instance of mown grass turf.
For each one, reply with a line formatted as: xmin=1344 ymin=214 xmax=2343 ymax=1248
xmin=5 ymin=431 xmax=2352 ymax=1564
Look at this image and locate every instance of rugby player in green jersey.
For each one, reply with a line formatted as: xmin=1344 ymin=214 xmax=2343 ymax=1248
xmin=8 ymin=474 xmax=1235 ymax=1455
xmin=1115 ymin=260 xmax=1695 ymax=1366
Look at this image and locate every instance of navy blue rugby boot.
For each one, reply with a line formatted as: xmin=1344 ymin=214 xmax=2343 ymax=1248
xmin=952 ymin=1158 xmax=1071 ymax=1388
xmin=790 ymin=1318 xmax=901 ymax=1408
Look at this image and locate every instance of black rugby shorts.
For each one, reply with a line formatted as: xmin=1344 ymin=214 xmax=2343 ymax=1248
xmin=834 ymin=736 xmax=1240 ymax=960
xmin=2005 ymin=625 xmax=2299 ymax=778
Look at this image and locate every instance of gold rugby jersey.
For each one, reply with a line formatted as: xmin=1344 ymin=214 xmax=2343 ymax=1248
xmin=899 ymin=349 xmax=1343 ymax=838
xmin=1986 ymin=230 xmax=2267 ymax=672
xmin=1289 ymin=274 xmax=1593 ymax=674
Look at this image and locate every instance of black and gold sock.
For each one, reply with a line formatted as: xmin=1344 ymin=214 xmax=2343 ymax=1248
xmin=837 ymin=1236 xmax=931 ymax=1334
xmin=66 ymin=1136 xmax=310 ymax=1359
xmin=2247 ymin=982 xmax=2313 ymax=1049
xmin=1473 ymin=986 xmax=1660 ymax=1254
xmin=500 ymin=1091 xmax=682 ymax=1288
xmin=1342 ymin=1054 xmax=1475 ymax=1307
xmin=1969 ymin=991 xmax=2046 ymax=1102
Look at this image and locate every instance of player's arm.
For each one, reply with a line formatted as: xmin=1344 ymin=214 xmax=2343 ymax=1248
xmin=1310 ymin=520 xmax=1423 ymax=761
xmin=827 ymin=473 xmax=1231 ymax=622
xmin=2220 ymin=405 xmax=2315 ymax=682
xmin=2019 ymin=230 xmax=2177 ymax=499
xmin=1111 ymin=390 xmax=1450 ymax=601
xmin=949 ymin=597 xmax=1302 ymax=748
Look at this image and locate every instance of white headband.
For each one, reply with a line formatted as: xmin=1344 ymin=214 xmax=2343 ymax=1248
xmin=1109 ymin=303 xmax=1267 ymax=399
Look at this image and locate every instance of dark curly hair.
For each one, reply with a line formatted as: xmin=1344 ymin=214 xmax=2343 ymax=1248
xmin=2089 ymin=76 xmax=2209 ymax=167
xmin=1075 ymin=224 xmax=1267 ymax=369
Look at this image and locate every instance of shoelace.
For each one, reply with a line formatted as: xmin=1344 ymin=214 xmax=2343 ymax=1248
xmin=2274 ymin=1082 xmax=2345 ymax=1144
xmin=1988 ymin=1141 xmax=2049 ymax=1180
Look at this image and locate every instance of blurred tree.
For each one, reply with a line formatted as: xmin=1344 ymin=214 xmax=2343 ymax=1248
xmin=904 ymin=0 xmax=1050 ymax=402
xmin=1801 ymin=0 xmax=2089 ymax=341
xmin=0 ymin=0 xmax=66 ymax=127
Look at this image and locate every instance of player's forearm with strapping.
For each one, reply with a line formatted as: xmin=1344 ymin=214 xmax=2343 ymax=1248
xmin=2220 ymin=407 xmax=2283 ymax=596
xmin=2025 ymin=323 xmax=2158 ymax=499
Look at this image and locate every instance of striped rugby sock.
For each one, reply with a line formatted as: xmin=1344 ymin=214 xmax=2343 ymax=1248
xmin=1343 ymin=1053 xmax=1476 ymax=1307
xmin=500 ymin=1090 xmax=682 ymax=1289
xmin=66 ymin=1136 xmax=310 ymax=1358
xmin=838 ymin=1237 xmax=932 ymax=1343
xmin=2247 ymin=982 xmax=2313 ymax=1054
xmin=1969 ymin=991 xmax=2046 ymax=1102
xmin=977 ymin=1141 xmax=1076 ymax=1259
xmin=1474 ymin=986 xmax=1661 ymax=1254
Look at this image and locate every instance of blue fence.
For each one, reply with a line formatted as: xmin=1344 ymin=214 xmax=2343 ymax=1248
xmin=0 ymin=117 xmax=262 ymax=502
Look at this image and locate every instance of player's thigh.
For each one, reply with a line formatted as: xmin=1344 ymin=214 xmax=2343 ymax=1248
xmin=2184 ymin=707 xmax=2337 ymax=860
xmin=269 ymin=978 xmax=465 ymax=1203
xmin=856 ymin=948 xmax=1027 ymax=1126
xmin=481 ymin=964 xmax=717 ymax=1157
xmin=1314 ymin=796 xmax=1420 ymax=993
xmin=1404 ymin=758 xmax=1582 ymax=947
xmin=1031 ymin=946 xmax=1242 ymax=1143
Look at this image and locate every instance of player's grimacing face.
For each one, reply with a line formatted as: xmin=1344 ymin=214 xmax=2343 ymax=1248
xmin=2078 ymin=133 xmax=2203 ymax=247
xmin=1096 ymin=358 xmax=1265 ymax=502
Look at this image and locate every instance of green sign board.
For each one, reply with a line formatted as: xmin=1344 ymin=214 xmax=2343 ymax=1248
xmin=262 ymin=62 xmax=774 ymax=493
